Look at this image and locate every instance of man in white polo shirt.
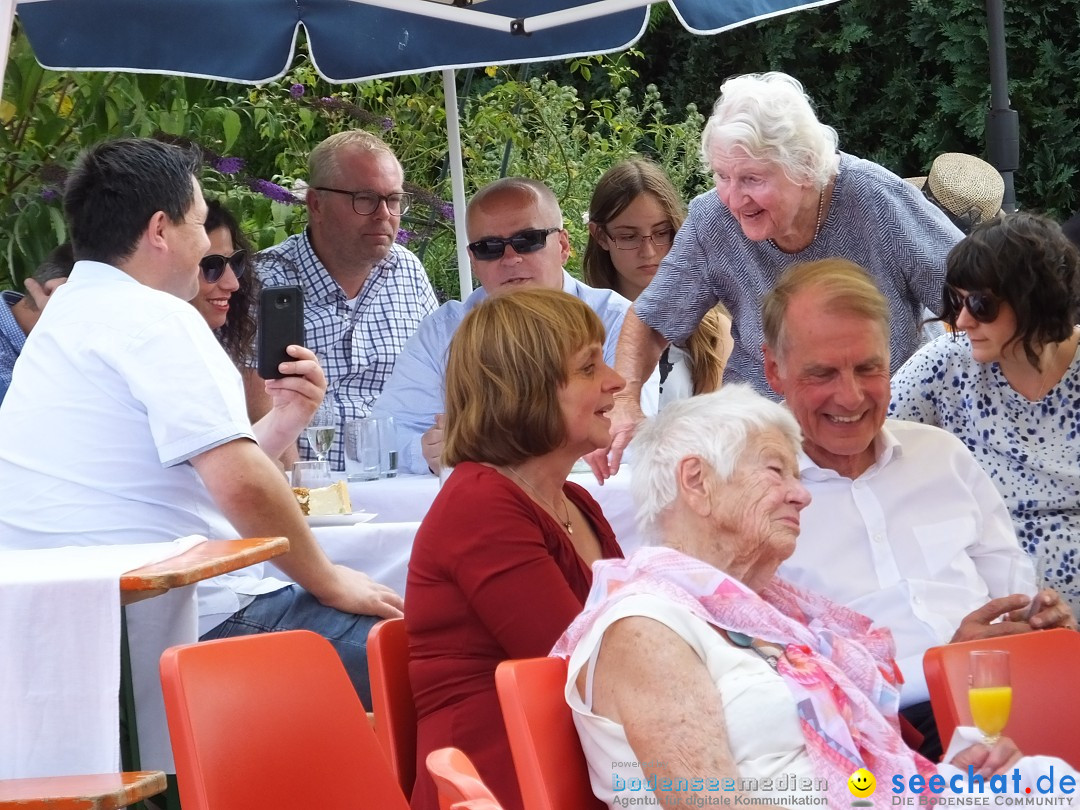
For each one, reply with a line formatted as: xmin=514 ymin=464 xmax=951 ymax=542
xmin=0 ymin=138 xmax=400 ymax=706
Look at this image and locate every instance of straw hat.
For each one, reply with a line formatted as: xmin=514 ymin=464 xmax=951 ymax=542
xmin=904 ymin=152 xmax=1005 ymax=231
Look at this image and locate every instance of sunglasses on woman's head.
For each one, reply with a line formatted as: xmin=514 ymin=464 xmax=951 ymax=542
xmin=467 ymin=227 xmax=561 ymax=262
xmin=945 ymin=286 xmax=1001 ymax=323
xmin=199 ymin=249 xmax=247 ymax=283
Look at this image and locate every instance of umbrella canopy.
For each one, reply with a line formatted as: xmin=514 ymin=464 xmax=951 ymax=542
xmin=7 ymin=0 xmax=846 ymax=297
xmin=14 ymin=0 xmax=843 ymax=84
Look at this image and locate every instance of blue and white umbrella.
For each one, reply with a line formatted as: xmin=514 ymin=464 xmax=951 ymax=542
xmin=3 ymin=0 xmax=847 ymax=296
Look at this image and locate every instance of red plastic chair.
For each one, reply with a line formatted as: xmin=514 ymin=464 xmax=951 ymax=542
xmin=160 ymin=629 xmax=409 ymax=810
xmin=923 ymin=628 xmax=1080 ymax=767
xmin=368 ymin=617 xmax=417 ymax=798
xmin=426 ymin=747 xmax=501 ymax=810
xmin=495 ymin=657 xmax=606 ymax=810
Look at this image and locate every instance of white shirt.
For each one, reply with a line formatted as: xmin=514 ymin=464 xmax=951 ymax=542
xmin=778 ymin=420 xmax=1032 ymax=706
xmin=0 ymin=262 xmax=286 ymax=634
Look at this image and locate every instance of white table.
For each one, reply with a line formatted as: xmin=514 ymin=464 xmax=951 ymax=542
xmin=307 ymin=468 xmax=644 ymax=598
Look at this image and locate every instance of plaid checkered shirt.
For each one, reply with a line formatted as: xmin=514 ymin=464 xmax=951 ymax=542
xmin=256 ymin=231 xmax=437 ymax=469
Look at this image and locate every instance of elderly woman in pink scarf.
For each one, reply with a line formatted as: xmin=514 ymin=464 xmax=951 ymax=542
xmin=554 ymin=386 xmax=1078 ymax=809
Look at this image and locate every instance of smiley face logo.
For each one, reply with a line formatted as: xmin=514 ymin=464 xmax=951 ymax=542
xmin=848 ymin=768 xmax=876 ymax=798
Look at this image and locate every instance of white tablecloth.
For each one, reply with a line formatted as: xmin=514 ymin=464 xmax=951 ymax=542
xmin=307 ymin=469 xmax=644 ymax=599
xmin=0 ymin=538 xmax=200 ymax=779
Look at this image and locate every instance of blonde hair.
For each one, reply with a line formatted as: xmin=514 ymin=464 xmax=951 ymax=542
xmin=443 ymin=288 xmax=606 ymax=468
xmin=308 ymin=130 xmax=400 ymax=187
xmin=684 ymin=304 xmax=731 ymax=395
xmin=762 ymin=258 xmax=890 ymax=358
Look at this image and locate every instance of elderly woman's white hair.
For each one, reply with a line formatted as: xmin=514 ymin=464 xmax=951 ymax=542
xmin=699 ymin=72 xmax=839 ymax=190
xmin=629 ymin=385 xmax=803 ymax=540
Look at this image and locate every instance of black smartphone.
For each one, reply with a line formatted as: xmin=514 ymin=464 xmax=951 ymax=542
xmin=257 ymin=285 xmax=305 ymax=379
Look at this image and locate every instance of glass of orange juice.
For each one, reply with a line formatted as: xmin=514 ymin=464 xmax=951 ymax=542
xmin=969 ymin=650 xmax=1011 ymax=744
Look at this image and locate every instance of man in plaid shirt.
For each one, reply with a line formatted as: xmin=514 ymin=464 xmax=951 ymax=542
xmin=257 ymin=131 xmax=438 ymax=469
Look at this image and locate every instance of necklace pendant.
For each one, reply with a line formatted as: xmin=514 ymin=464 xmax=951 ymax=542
xmin=564 ymin=520 xmax=574 ymax=535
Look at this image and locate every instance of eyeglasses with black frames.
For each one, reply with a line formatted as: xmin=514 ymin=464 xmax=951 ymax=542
xmin=199 ymin=250 xmax=247 ymax=283
xmin=467 ymin=227 xmax=561 ymax=262
xmin=314 ymin=187 xmax=413 ymax=216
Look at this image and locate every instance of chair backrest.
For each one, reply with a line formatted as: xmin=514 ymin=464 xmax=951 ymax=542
xmin=368 ymin=617 xmax=417 ymax=798
xmin=923 ymin=628 xmax=1080 ymax=766
xmin=160 ymin=630 xmax=409 ymax=810
xmin=495 ymin=657 xmax=606 ymax=810
xmin=426 ymin=747 xmax=500 ymax=810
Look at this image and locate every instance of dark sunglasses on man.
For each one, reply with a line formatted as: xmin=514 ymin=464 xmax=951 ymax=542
xmin=467 ymin=227 xmax=561 ymax=262
xmin=199 ymin=249 xmax=247 ymax=283
xmin=944 ymin=285 xmax=1001 ymax=323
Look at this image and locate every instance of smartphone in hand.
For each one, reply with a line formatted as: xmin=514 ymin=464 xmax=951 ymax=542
xmin=257 ymin=285 xmax=304 ymax=379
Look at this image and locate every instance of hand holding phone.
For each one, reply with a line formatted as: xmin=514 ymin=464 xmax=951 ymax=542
xmin=257 ymin=285 xmax=304 ymax=379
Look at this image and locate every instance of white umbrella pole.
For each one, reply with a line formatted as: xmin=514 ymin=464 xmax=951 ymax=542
xmin=442 ymin=68 xmax=472 ymax=302
xmin=1 ymin=0 xmax=16 ymax=100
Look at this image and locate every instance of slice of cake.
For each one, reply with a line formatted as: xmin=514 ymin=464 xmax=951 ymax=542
xmin=293 ymin=480 xmax=353 ymax=517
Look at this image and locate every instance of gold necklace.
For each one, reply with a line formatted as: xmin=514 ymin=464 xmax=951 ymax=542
xmin=506 ymin=466 xmax=573 ymax=535
xmin=769 ymin=184 xmax=826 ymax=252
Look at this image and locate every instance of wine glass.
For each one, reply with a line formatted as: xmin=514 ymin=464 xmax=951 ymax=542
xmin=305 ymin=400 xmax=337 ymax=464
xmin=968 ymin=650 xmax=1011 ymax=744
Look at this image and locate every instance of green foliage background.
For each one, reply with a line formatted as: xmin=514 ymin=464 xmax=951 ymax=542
xmin=3 ymin=0 xmax=1079 ymax=297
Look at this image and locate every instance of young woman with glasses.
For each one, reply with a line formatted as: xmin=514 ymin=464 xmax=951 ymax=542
xmin=890 ymin=212 xmax=1080 ymax=614
xmin=583 ymin=158 xmax=731 ymax=405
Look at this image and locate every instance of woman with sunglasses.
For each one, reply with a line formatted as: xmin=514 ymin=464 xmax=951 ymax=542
xmin=890 ymin=212 xmax=1080 ymax=613
xmin=584 ymin=159 xmax=731 ymax=406
xmin=195 ymin=200 xmax=321 ymax=466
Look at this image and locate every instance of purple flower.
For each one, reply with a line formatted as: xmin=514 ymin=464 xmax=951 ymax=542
xmin=380 ymin=117 xmax=394 ymax=131
xmin=395 ymin=228 xmax=415 ymax=245
xmin=213 ymin=156 xmax=245 ymax=175
xmin=40 ymin=188 xmax=60 ymax=202
xmin=438 ymin=202 xmax=454 ymax=221
xmin=289 ymin=83 xmax=305 ymax=98
xmin=250 ymin=178 xmax=303 ymax=205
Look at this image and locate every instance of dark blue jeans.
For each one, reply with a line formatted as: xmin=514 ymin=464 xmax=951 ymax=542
xmin=200 ymin=585 xmax=380 ymax=709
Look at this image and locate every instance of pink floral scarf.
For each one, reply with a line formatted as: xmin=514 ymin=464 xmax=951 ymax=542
xmin=552 ymin=546 xmax=937 ymax=807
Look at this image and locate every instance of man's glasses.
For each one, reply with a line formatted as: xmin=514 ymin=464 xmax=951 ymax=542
xmin=199 ymin=250 xmax=247 ymax=283
xmin=314 ymin=187 xmax=412 ymax=216
xmin=468 ymin=227 xmax=561 ymax=262
xmin=602 ymin=226 xmax=676 ymax=250
xmin=944 ymin=286 xmax=1002 ymax=323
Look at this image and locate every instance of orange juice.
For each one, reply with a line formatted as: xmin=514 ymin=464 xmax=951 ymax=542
xmin=969 ymin=686 xmax=1012 ymax=736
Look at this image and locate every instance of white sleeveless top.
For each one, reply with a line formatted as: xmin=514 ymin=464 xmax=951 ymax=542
xmin=563 ymin=593 xmax=816 ymax=808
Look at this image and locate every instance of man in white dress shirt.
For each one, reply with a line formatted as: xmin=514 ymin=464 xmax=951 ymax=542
xmin=761 ymin=258 xmax=1076 ymax=761
xmin=374 ymin=177 xmax=651 ymax=475
xmin=0 ymin=138 xmax=401 ymax=706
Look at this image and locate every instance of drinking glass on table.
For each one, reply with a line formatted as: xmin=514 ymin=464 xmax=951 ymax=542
xmin=376 ymin=415 xmax=398 ymax=478
xmin=305 ymin=400 xmax=336 ymax=465
xmin=292 ymin=460 xmax=333 ymax=489
xmin=969 ymin=650 xmax=1011 ymax=744
xmin=345 ymin=418 xmax=380 ymax=482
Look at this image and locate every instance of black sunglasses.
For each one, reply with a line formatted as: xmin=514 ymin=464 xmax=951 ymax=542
xmin=199 ymin=249 xmax=247 ymax=283
xmin=467 ymin=227 xmax=561 ymax=262
xmin=945 ymin=286 xmax=1001 ymax=323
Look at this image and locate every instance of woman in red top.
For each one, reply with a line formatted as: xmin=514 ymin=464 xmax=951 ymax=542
xmin=405 ymin=288 xmax=626 ymax=810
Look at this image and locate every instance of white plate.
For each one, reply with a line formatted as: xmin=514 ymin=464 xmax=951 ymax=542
xmin=305 ymin=511 xmax=378 ymax=528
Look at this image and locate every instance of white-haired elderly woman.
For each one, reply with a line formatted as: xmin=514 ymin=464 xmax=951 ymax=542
xmin=593 ymin=71 xmax=963 ymax=478
xmin=556 ymin=386 xmax=1080 ymax=809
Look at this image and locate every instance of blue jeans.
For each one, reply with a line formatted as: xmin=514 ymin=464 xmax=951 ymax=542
xmin=200 ymin=585 xmax=380 ymax=709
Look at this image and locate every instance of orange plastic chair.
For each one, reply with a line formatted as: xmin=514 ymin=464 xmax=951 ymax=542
xmin=495 ymin=657 xmax=606 ymax=810
xmin=159 ymin=629 xmax=409 ymax=810
xmin=368 ymin=617 xmax=417 ymax=798
xmin=923 ymin=628 xmax=1080 ymax=766
xmin=426 ymin=747 xmax=500 ymax=810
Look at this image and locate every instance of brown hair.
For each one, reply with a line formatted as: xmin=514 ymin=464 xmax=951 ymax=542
xmin=762 ymin=258 xmax=890 ymax=358
xmin=443 ymin=288 xmax=606 ymax=468
xmin=583 ymin=159 xmax=685 ymax=291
